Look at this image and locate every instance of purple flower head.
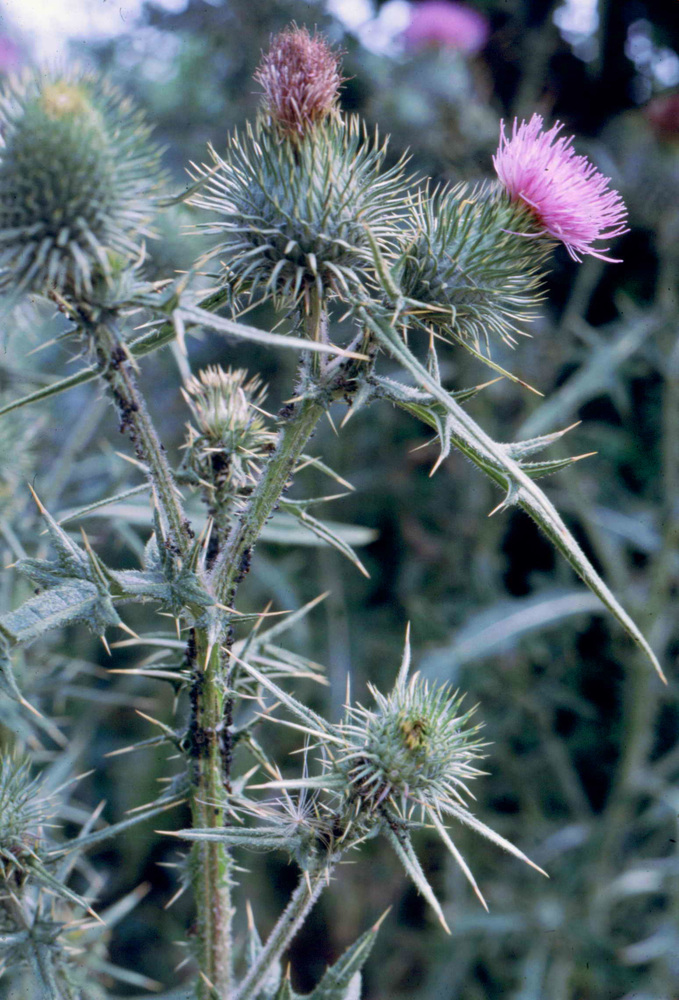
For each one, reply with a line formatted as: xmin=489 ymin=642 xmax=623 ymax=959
xmin=493 ymin=114 xmax=628 ymax=262
xmin=403 ymin=1 xmax=489 ymax=56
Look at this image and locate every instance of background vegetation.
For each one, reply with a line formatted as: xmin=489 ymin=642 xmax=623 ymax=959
xmin=1 ymin=1 xmax=679 ymax=997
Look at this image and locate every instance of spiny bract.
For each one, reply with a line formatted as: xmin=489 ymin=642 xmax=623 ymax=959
xmin=0 ymin=757 xmax=49 ymax=879
xmin=0 ymin=70 xmax=162 ymax=297
xmin=190 ymin=116 xmax=408 ymax=312
xmin=394 ymin=182 xmax=553 ymax=351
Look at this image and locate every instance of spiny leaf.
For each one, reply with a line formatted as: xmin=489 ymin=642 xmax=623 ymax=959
xmin=383 ymin=824 xmax=450 ymax=933
xmin=307 ymin=919 xmax=381 ymax=999
xmin=0 ymin=580 xmax=121 ymax=643
xmin=276 ymin=502 xmax=373 ymax=577
xmin=363 ymin=307 xmax=664 ymax=682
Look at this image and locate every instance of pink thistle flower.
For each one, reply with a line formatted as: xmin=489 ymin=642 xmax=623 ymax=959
xmin=493 ymin=114 xmax=629 ymax=262
xmin=403 ymin=1 xmax=489 ymax=56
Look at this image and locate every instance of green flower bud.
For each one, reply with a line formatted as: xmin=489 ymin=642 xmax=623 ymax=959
xmin=395 ymin=183 xmax=553 ymax=350
xmin=0 ymin=71 xmax=162 ymax=297
xmin=337 ymin=668 xmax=484 ymax=819
xmin=0 ymin=757 xmax=48 ymax=882
xmin=180 ymin=367 xmax=275 ymax=526
xmin=191 ymin=115 xmax=408 ymax=312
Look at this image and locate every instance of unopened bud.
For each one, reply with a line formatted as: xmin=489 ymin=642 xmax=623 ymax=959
xmin=255 ymin=26 xmax=343 ymax=138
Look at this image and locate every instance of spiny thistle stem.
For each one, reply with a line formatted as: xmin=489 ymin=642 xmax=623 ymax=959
xmin=234 ymin=862 xmax=335 ymax=1000
xmin=187 ymin=631 xmax=234 ymax=1000
xmin=211 ymin=305 xmax=328 ymax=607
xmin=94 ymin=320 xmax=191 ymax=557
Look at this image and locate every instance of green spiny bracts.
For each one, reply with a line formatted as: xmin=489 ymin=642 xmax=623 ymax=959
xmin=179 ymin=366 xmax=276 ymax=531
xmin=190 ymin=116 xmax=409 ymax=312
xmin=336 ymin=660 xmax=485 ymax=822
xmin=0 ymin=70 xmax=163 ymax=298
xmin=0 ymin=757 xmax=49 ymax=882
xmin=394 ymin=182 xmax=554 ymax=351
xmin=245 ymin=630 xmax=546 ymax=924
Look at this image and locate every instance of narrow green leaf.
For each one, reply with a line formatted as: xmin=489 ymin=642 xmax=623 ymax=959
xmin=166 ymin=827 xmax=295 ymax=851
xmin=308 ymin=922 xmax=379 ymax=1000
xmin=47 ymin=794 xmax=185 ymax=858
xmin=383 ymin=824 xmax=450 ymax=933
xmin=277 ymin=503 xmax=373 ymax=577
xmin=178 ymin=305 xmax=367 ymax=361
xmin=364 ymin=308 xmax=664 ymax=681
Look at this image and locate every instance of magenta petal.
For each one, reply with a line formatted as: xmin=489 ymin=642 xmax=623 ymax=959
xmin=493 ymin=114 xmax=629 ymax=262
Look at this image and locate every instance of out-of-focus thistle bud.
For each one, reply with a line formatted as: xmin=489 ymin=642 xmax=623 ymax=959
xmin=190 ymin=28 xmax=408 ymax=313
xmin=254 ymin=25 xmax=343 ymax=139
xmin=180 ymin=367 xmax=275 ymax=525
xmin=0 ymin=757 xmax=48 ymax=883
xmin=0 ymin=70 xmax=162 ymax=298
xmin=394 ymin=183 xmax=550 ymax=350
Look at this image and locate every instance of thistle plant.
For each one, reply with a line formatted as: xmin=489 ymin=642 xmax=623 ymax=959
xmin=0 ymin=24 xmax=667 ymax=1000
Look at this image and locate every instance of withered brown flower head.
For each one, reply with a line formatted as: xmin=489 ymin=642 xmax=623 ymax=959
xmin=255 ymin=26 xmax=343 ymax=138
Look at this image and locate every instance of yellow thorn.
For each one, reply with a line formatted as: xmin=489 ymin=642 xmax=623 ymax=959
xmin=100 ymin=634 xmax=112 ymax=656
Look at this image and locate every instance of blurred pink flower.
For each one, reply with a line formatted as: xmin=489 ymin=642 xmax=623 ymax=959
xmin=0 ymin=36 xmax=21 ymax=73
xmin=403 ymin=1 xmax=489 ymax=55
xmin=493 ymin=114 xmax=628 ymax=262
xmin=644 ymin=93 xmax=679 ymax=140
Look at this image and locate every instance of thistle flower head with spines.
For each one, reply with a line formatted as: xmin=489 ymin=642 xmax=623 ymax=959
xmin=191 ymin=116 xmax=408 ymax=313
xmin=0 ymin=69 xmax=163 ymax=297
xmin=0 ymin=757 xmax=50 ymax=881
xmin=493 ymin=114 xmax=629 ymax=262
xmin=191 ymin=27 xmax=408 ymax=314
xmin=245 ymin=629 xmax=547 ymax=926
xmin=255 ymin=25 xmax=343 ymax=139
xmin=394 ymin=182 xmax=552 ymax=352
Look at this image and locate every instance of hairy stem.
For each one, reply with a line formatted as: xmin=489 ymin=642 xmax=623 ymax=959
xmin=188 ymin=631 xmax=234 ymax=999
xmin=235 ymin=863 xmax=334 ymax=1000
xmin=95 ymin=319 xmax=191 ymax=557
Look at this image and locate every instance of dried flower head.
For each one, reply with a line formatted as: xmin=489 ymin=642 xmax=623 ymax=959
xmin=0 ymin=70 xmax=162 ymax=297
xmin=403 ymin=1 xmax=490 ymax=55
xmin=493 ymin=114 xmax=629 ymax=262
xmin=255 ymin=26 xmax=343 ymax=138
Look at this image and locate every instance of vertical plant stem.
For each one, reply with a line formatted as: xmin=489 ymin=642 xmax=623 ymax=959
xmin=94 ymin=319 xmax=191 ymax=557
xmin=235 ymin=864 xmax=334 ymax=1000
xmin=211 ymin=303 xmax=328 ymax=607
xmin=188 ymin=630 xmax=234 ymax=999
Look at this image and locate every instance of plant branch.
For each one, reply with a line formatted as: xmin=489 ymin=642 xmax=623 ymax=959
xmin=210 ymin=304 xmax=328 ymax=607
xmin=94 ymin=319 xmax=191 ymax=558
xmin=235 ymin=862 xmax=334 ymax=1000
